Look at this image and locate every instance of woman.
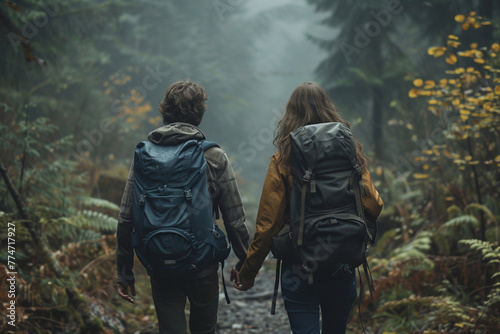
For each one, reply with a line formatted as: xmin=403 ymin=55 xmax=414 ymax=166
xmin=232 ymin=82 xmax=383 ymax=334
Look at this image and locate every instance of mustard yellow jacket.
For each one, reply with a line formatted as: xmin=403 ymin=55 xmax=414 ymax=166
xmin=239 ymin=152 xmax=384 ymax=282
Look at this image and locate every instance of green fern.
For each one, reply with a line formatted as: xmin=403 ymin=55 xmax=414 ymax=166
xmin=465 ymin=203 xmax=497 ymax=223
xmin=440 ymin=215 xmax=478 ymax=230
xmin=78 ymin=196 xmax=120 ymax=212
xmin=44 ymin=220 xmax=102 ymax=247
xmin=60 ymin=210 xmax=117 ymax=234
xmin=78 ymin=210 xmax=118 ymax=233
xmin=375 ymin=296 xmax=476 ymax=333
xmin=71 ymin=229 xmax=104 ymax=243
xmin=43 ymin=208 xmax=117 ymax=250
xmin=389 ymin=231 xmax=435 ymax=273
xmin=459 ymin=239 xmax=498 ymax=257
xmin=459 ymin=239 xmax=500 ymax=316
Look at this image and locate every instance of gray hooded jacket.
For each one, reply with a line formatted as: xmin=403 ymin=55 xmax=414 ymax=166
xmin=116 ymin=123 xmax=249 ymax=285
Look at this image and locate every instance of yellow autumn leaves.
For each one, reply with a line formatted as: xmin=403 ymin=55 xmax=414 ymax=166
xmin=427 ymin=36 xmax=461 ymax=64
xmin=406 ymin=14 xmax=500 ymax=180
xmin=409 ymin=79 xmax=443 ymax=98
xmin=410 ymin=15 xmax=498 ymax=101
xmin=413 ymin=79 xmax=437 ymax=89
xmin=425 ymin=18 xmax=498 ymax=68
xmin=454 ymin=12 xmax=491 ymax=30
xmin=428 ymin=46 xmax=447 ymax=58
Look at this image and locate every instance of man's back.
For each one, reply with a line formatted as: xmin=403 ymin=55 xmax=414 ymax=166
xmin=116 ymin=81 xmax=249 ymax=334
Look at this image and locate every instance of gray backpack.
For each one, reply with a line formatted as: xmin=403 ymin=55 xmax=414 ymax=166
xmin=270 ymin=122 xmax=376 ymax=314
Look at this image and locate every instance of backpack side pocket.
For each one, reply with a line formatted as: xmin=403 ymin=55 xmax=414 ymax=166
xmin=211 ymin=224 xmax=231 ymax=263
xmin=271 ymin=224 xmax=293 ymax=261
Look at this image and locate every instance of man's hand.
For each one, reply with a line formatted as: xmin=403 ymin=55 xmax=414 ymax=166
xmin=230 ymin=267 xmax=254 ymax=291
xmin=117 ymin=282 xmax=136 ymax=303
xmin=230 ymin=267 xmax=241 ymax=286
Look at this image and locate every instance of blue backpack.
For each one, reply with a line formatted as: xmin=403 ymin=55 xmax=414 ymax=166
xmin=132 ymin=139 xmax=230 ymax=282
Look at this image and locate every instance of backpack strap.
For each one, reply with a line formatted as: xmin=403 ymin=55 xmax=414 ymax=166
xmin=220 ymin=260 xmax=231 ymax=305
xmin=201 ymin=140 xmax=221 ymax=220
xmin=352 ymin=164 xmax=365 ymax=221
xmin=297 ymin=168 xmax=313 ymax=246
xmin=363 ymin=259 xmax=375 ymax=298
xmin=200 ymin=140 xmax=220 ymax=151
xmin=270 ymin=259 xmax=281 ymax=315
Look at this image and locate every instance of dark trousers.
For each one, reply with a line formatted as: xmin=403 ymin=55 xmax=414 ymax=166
xmin=150 ymin=269 xmax=219 ymax=334
xmin=281 ymin=262 xmax=357 ymax=334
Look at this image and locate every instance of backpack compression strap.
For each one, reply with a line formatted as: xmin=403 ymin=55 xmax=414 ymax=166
xmin=297 ymin=168 xmax=313 ymax=246
xmin=352 ymin=164 xmax=366 ymax=221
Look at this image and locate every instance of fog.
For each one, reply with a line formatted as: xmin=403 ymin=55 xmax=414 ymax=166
xmin=202 ymin=0 xmax=331 ymax=189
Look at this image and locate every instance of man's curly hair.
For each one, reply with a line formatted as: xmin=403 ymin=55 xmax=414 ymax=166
xmin=158 ymin=80 xmax=208 ymax=126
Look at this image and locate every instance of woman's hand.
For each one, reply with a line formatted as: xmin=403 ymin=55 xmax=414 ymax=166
xmin=230 ymin=267 xmax=241 ymax=287
xmin=230 ymin=267 xmax=254 ymax=291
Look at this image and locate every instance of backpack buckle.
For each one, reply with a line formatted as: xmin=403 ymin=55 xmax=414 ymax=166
xmin=139 ymin=194 xmax=146 ymax=206
xmin=354 ymin=164 xmax=362 ymax=178
xmin=303 ymin=169 xmax=313 ymax=183
xmin=212 ymin=229 xmax=220 ymax=238
xmin=184 ymin=189 xmax=193 ymax=201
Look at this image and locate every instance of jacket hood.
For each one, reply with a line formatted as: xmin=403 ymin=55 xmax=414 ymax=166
xmin=147 ymin=122 xmax=206 ymax=146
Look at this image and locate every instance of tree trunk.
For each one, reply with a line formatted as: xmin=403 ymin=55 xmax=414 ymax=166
xmin=372 ymin=86 xmax=383 ymax=159
xmin=478 ymin=0 xmax=493 ymax=44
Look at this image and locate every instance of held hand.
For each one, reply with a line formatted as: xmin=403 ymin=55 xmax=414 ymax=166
xmin=230 ymin=267 xmax=241 ymax=286
xmin=117 ymin=283 xmax=136 ymax=304
xmin=233 ymin=275 xmax=254 ymax=291
xmin=235 ymin=277 xmax=254 ymax=291
xmin=230 ymin=267 xmax=254 ymax=291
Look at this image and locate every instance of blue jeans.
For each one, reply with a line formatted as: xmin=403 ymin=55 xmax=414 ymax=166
xmin=281 ymin=262 xmax=357 ymax=334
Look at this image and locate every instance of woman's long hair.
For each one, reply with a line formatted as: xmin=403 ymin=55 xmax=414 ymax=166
xmin=274 ymin=81 xmax=368 ymax=171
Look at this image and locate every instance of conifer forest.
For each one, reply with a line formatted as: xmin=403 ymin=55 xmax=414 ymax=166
xmin=1 ymin=0 xmax=499 ymax=333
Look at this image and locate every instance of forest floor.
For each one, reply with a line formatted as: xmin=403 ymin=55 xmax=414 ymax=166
xmin=217 ymin=255 xmax=291 ymax=334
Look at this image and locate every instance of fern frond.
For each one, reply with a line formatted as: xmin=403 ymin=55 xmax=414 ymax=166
xmin=73 ymin=229 xmax=103 ymax=243
xmin=459 ymin=239 xmax=494 ymax=253
xmin=78 ymin=197 xmax=120 ymax=212
xmin=78 ymin=210 xmax=117 ymax=233
xmin=459 ymin=238 xmax=500 ymax=302
xmin=58 ymin=211 xmax=117 ymax=233
xmin=465 ymin=203 xmax=497 ymax=223
xmin=389 ymin=232 xmax=435 ymax=272
xmin=45 ymin=221 xmax=103 ymax=245
xmin=440 ymin=215 xmax=478 ymax=230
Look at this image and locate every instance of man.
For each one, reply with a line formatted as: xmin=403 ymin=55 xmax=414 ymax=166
xmin=116 ymin=80 xmax=249 ymax=334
